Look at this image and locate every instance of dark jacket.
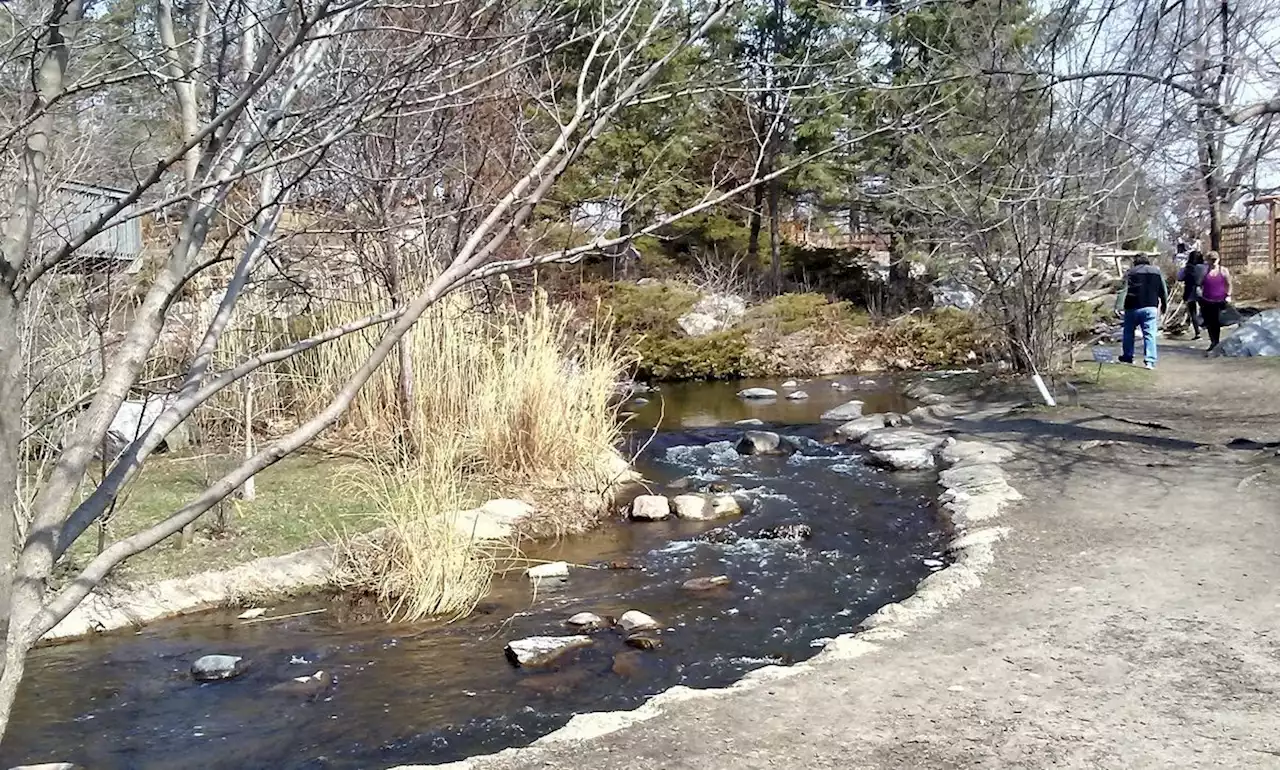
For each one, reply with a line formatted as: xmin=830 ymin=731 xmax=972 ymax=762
xmin=1122 ymin=263 xmax=1168 ymax=311
xmin=1181 ymin=263 xmax=1207 ymax=302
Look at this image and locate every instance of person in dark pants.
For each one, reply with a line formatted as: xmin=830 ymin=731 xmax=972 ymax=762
xmin=1118 ymin=254 xmax=1168 ymax=369
xmin=1179 ymin=250 xmax=1207 ymax=339
xmin=1199 ymin=250 xmax=1233 ymax=352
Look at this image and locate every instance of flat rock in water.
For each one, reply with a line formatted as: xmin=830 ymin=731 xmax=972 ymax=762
xmin=504 ymin=635 xmax=592 ymax=668
xmin=821 ymin=400 xmax=864 ymax=421
xmin=672 ymin=493 xmax=714 ymax=520
xmin=526 ymin=561 xmax=570 ymax=580
xmin=737 ymin=387 xmax=778 ymax=400
xmin=781 ymin=380 xmax=799 ymax=388
xmin=565 ymin=612 xmax=610 ymax=630
xmin=453 ymin=498 xmax=534 ymax=540
xmin=735 ymin=418 xmax=765 ymax=426
xmin=835 ymin=415 xmax=889 ymax=441
xmin=191 ymin=654 xmax=249 ymax=682
xmin=868 ymin=447 xmax=936 ymax=471
xmin=710 ymin=494 xmax=742 ymax=518
xmin=8 ymin=764 xmax=83 ymax=770
xmin=268 ymin=670 xmax=332 ymax=699
xmin=611 ymin=650 xmax=648 ymax=678
xmin=786 ymin=390 xmax=810 ymax=400
xmin=736 ymin=430 xmax=788 ymax=455
xmin=861 ymin=428 xmax=944 ymax=452
xmin=629 ymin=495 xmax=671 ymax=521
xmin=618 ymin=610 xmax=660 ymax=634
xmin=682 ymin=575 xmax=732 ymax=591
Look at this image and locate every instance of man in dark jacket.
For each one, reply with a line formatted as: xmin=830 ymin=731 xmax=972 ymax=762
xmin=1117 ymin=255 xmax=1168 ymax=368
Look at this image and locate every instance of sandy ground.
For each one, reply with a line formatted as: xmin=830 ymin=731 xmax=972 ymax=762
xmin=445 ymin=339 xmax=1280 ymax=769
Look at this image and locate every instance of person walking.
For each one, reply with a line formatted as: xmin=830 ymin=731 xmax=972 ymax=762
xmin=1199 ymin=250 xmax=1232 ymax=352
xmin=1118 ymin=254 xmax=1168 ymax=369
xmin=1179 ymin=249 xmax=1207 ymax=339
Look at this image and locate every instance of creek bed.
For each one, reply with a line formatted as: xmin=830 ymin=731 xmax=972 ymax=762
xmin=0 ymin=377 xmax=949 ymax=770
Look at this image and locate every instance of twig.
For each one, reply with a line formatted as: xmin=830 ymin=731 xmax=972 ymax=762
xmin=239 ymin=608 xmax=325 ymax=625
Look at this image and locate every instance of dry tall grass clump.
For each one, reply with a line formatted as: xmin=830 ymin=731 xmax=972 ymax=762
xmin=335 ymin=449 xmax=501 ymax=621
xmin=292 ymin=284 xmax=628 ymax=487
xmin=309 ymin=283 xmax=630 ymax=621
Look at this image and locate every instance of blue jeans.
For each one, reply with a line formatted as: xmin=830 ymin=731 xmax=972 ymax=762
xmin=1122 ymin=306 xmax=1160 ymax=366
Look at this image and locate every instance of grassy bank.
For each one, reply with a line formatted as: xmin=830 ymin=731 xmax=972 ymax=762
xmin=59 ymin=452 xmax=373 ymax=587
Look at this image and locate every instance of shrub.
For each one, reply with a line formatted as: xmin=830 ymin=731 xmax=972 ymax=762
xmin=744 ymin=292 xmax=869 ymax=336
xmin=1231 ymin=270 xmax=1280 ymax=302
xmin=875 ymin=308 xmax=988 ymax=369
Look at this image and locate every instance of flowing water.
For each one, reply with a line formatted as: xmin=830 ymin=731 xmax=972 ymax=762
xmin=0 ymin=377 xmax=950 ymax=770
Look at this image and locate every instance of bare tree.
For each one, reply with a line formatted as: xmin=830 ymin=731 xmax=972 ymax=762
xmin=0 ymin=0 xmax=768 ymax=738
xmin=1038 ymin=0 xmax=1280 ymax=249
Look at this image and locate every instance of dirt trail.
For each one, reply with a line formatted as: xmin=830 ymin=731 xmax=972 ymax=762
xmin=433 ymin=339 xmax=1280 ymax=770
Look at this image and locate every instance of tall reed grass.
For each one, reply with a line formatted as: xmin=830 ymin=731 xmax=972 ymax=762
xmin=303 ymin=282 xmax=630 ymax=621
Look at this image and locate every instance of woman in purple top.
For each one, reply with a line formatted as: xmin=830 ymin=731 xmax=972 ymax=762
xmin=1198 ymin=251 xmax=1232 ymax=351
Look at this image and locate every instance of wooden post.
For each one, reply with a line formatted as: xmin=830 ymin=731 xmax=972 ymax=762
xmin=1271 ymin=200 xmax=1277 ymax=275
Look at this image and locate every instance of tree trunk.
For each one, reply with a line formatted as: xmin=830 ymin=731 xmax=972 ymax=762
xmin=238 ymin=376 xmax=255 ymax=503
xmin=747 ymin=182 xmax=765 ymax=263
xmin=0 ymin=290 xmax=20 ymax=635
xmin=768 ymin=176 xmax=782 ymax=293
xmin=383 ymin=228 xmax=417 ymax=459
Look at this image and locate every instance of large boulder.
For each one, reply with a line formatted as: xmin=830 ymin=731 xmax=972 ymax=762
xmin=736 ymin=430 xmax=790 ymax=455
xmin=191 ymin=654 xmax=249 ymax=682
xmin=820 ymin=400 xmax=865 ymax=421
xmin=737 ymin=387 xmax=778 ymax=400
xmin=677 ymin=294 xmax=747 ymax=337
xmin=629 ymin=495 xmax=671 ymax=521
xmin=931 ymin=280 xmax=978 ymax=310
xmin=504 ymin=635 xmax=592 ymax=668
xmin=1215 ymin=309 xmax=1280 ymax=357
xmin=93 ymin=396 xmax=192 ymax=461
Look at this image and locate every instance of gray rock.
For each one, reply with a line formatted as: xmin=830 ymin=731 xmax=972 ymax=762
xmin=682 ymin=575 xmax=732 ymax=591
xmin=678 ymin=294 xmax=747 ymax=337
xmin=526 ymin=561 xmax=570 ymax=580
xmin=268 ymin=670 xmax=332 ymax=699
xmin=710 ymin=494 xmax=742 ymax=518
xmin=781 ymin=380 xmax=799 ymax=388
xmin=868 ymin=447 xmax=936 ymax=471
xmin=698 ymin=526 xmax=739 ymax=544
xmin=736 ymin=430 xmax=789 ymax=455
xmin=938 ymin=440 xmax=1013 ymax=468
xmin=735 ymin=418 xmax=765 ymax=426
xmin=624 ymin=633 xmax=663 ymax=650
xmin=861 ymin=428 xmax=945 ymax=452
xmin=884 ymin=412 xmax=912 ymax=428
xmin=629 ymin=495 xmax=671 ymax=521
xmin=672 ymin=494 xmax=714 ymax=520
xmin=786 ymin=390 xmax=810 ymax=400
xmin=835 ymin=415 xmax=889 ymax=441
xmin=631 ymin=397 xmax=650 ymax=406
xmin=504 ymin=635 xmax=593 ymax=668
xmin=453 ymin=498 xmax=534 ymax=541
xmin=618 ymin=610 xmax=660 ymax=634
xmin=8 ymin=764 xmax=82 ymax=770
xmin=566 ymin=612 xmax=610 ymax=631
xmin=1215 ymin=309 xmax=1280 ymax=357
xmin=191 ymin=654 xmax=249 ymax=682
xmin=737 ymin=387 xmax=779 ymax=400
xmin=931 ymin=279 xmax=978 ymax=310
xmin=820 ymin=400 xmax=865 ymax=421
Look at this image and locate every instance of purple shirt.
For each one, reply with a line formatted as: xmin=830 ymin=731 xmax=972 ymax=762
xmin=1202 ymin=269 xmax=1229 ymax=302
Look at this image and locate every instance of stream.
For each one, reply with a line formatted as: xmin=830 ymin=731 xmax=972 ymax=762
xmin=1 ymin=377 xmax=951 ymax=770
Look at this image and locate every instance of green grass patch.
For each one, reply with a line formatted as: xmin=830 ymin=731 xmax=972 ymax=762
xmin=743 ymin=292 xmax=869 ymax=335
xmin=60 ymin=452 xmax=378 ymax=587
